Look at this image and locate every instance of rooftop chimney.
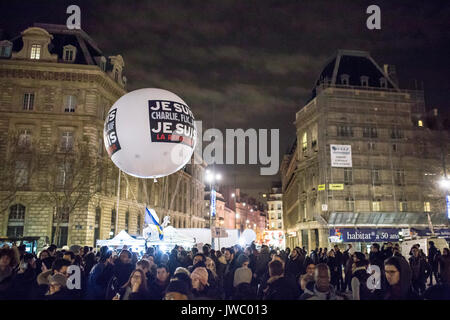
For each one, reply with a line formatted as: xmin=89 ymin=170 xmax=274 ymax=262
xmin=383 ymin=64 xmax=398 ymax=86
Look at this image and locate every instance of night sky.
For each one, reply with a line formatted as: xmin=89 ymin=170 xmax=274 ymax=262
xmin=1 ymin=0 xmax=449 ymax=200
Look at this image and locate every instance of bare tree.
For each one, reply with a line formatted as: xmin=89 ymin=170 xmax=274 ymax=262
xmin=0 ymin=129 xmax=39 ymax=217
xmin=37 ymin=136 xmax=101 ymax=246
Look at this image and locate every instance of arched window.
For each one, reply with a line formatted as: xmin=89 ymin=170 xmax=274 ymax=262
xmin=110 ymin=209 xmax=116 ymax=239
xmin=137 ymin=214 xmax=142 ymax=234
xmin=7 ymin=204 xmax=25 ymax=237
xmin=125 ymin=211 xmax=129 ymax=232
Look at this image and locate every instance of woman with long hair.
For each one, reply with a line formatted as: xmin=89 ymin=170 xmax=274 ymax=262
xmin=112 ymin=269 xmax=149 ymax=300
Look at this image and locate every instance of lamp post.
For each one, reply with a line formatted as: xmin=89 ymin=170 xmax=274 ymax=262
xmin=205 ymin=169 xmax=221 ymax=249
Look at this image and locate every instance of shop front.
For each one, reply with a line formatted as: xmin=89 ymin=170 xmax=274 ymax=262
xmin=329 ymin=227 xmax=401 ymax=253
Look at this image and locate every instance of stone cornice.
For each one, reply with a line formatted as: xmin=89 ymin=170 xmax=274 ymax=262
xmin=0 ymin=60 xmax=126 ymax=98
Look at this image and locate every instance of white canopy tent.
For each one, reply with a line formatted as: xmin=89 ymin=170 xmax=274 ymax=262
xmin=96 ymin=230 xmax=146 ymax=248
xmin=146 ymin=226 xmax=195 ymax=248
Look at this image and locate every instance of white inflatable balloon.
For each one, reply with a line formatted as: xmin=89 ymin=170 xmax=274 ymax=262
xmin=241 ymin=229 xmax=257 ymax=245
xmin=104 ymin=88 xmax=197 ymax=178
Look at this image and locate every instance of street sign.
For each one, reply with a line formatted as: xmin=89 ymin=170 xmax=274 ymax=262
xmin=329 ymin=183 xmax=344 ymax=190
xmin=446 ymin=195 xmax=450 ymax=219
xmin=318 ymin=184 xmax=325 ymax=191
xmin=330 ymin=144 xmax=352 ymax=167
xmin=211 ymin=227 xmax=228 ymax=238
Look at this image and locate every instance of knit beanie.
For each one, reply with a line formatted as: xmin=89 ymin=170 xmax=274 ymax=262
xmin=233 ymin=267 xmax=252 ymax=287
xmin=190 ymin=267 xmax=209 ymax=286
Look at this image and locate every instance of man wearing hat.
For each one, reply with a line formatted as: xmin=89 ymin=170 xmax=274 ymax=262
xmin=45 ymin=274 xmax=72 ymax=300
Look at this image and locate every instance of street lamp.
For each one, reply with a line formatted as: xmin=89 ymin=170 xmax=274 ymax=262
xmin=205 ymin=167 xmax=221 ymax=249
xmin=439 ymin=177 xmax=450 ymax=190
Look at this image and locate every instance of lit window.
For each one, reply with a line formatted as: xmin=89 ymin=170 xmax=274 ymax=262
xmin=23 ymin=93 xmax=34 ymax=110
xmin=418 ymin=120 xmax=423 ymax=127
xmin=302 ymin=132 xmax=307 ymax=152
xmin=424 ymin=202 xmax=431 ymax=212
xmin=30 ymin=44 xmax=41 ymax=60
xmin=64 ymin=95 xmax=77 ymax=112
xmin=372 ymin=200 xmax=381 ymax=212
xmin=399 ymin=200 xmax=407 ymax=212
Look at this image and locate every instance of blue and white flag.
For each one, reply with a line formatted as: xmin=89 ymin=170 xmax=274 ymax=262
xmin=145 ymin=207 xmax=163 ymax=240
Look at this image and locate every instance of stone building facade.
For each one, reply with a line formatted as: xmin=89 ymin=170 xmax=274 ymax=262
xmin=0 ymin=24 xmax=206 ymax=250
xmin=281 ymin=50 xmax=449 ymax=251
xmin=267 ymin=187 xmax=283 ymax=231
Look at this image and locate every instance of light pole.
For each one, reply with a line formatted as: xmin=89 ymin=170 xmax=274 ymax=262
xmin=205 ymin=169 xmax=221 ymax=249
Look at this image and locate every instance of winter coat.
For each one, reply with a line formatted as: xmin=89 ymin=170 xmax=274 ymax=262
xmin=0 ymin=267 xmax=16 ymax=300
xmin=255 ymin=252 xmax=271 ymax=278
xmin=326 ymin=256 xmax=341 ymax=287
xmin=44 ymin=288 xmax=74 ymax=300
xmin=10 ymin=268 xmax=38 ymax=300
xmin=384 ymin=256 xmax=420 ymax=300
xmin=351 ymin=267 xmax=372 ymax=300
xmin=285 ymin=256 xmax=304 ymax=279
xmin=262 ymin=275 xmax=299 ymax=300
xmin=148 ymin=279 xmax=169 ymax=300
xmin=409 ymin=256 xmax=428 ymax=283
xmin=223 ymin=259 xmax=238 ymax=299
xmin=300 ymin=283 xmax=344 ymax=300
xmin=439 ymin=255 xmax=450 ymax=284
xmin=86 ymin=262 xmax=108 ymax=300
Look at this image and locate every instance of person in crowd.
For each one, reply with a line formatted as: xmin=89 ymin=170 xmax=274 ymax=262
xmin=148 ymin=264 xmax=170 ymax=300
xmin=113 ymin=269 xmax=149 ymax=300
xmin=86 ymin=246 xmax=112 ymax=300
xmin=164 ymin=280 xmax=190 ymax=300
xmin=100 ymin=249 xmax=135 ymax=300
xmin=0 ymin=246 xmax=20 ymax=300
xmin=300 ymin=263 xmax=344 ymax=300
xmin=45 ymin=274 xmax=72 ymax=300
xmin=333 ymin=245 xmax=344 ymax=292
xmin=10 ymin=252 xmax=38 ymax=300
xmin=343 ymin=245 xmax=355 ymax=292
xmin=223 ymin=247 xmax=238 ymax=299
xmin=136 ymin=259 xmax=154 ymax=288
xmin=351 ymin=252 xmax=372 ymax=300
xmin=428 ymin=241 xmax=440 ymax=286
xmin=262 ymin=260 xmax=299 ymax=300
xmin=215 ymin=251 xmax=227 ymax=280
xmin=83 ymin=252 xmax=97 ymax=275
xmin=168 ymin=249 xmax=181 ymax=275
xmin=285 ymin=247 xmax=305 ymax=280
xmin=409 ymin=246 xmax=429 ymax=296
xmin=424 ymin=248 xmax=450 ymax=300
xmin=384 ymin=256 xmax=420 ymax=300
xmin=299 ymin=273 xmax=315 ymax=296
xmin=255 ymin=245 xmax=271 ymax=282
xmin=326 ymin=249 xmax=340 ymax=290
xmin=190 ymin=267 xmax=213 ymax=299
xmin=233 ymin=261 xmax=253 ymax=290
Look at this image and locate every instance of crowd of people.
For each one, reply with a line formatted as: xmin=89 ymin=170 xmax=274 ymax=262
xmin=0 ymin=240 xmax=449 ymax=300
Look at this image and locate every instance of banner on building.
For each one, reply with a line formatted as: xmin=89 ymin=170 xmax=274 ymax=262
xmin=210 ymin=189 xmax=216 ymax=217
xmin=329 ymin=228 xmax=401 ymax=243
xmin=329 ymin=184 xmax=344 ymax=190
xmin=330 ymin=144 xmax=352 ymax=167
xmin=410 ymin=227 xmax=450 ymax=240
xmin=318 ymin=184 xmax=325 ymax=191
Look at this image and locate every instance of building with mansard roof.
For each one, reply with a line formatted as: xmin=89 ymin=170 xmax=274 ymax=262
xmin=0 ymin=24 xmax=206 ymax=250
xmin=281 ymin=50 xmax=449 ymax=252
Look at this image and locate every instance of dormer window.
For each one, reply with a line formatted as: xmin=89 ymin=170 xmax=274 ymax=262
xmin=30 ymin=44 xmax=41 ymax=60
xmin=340 ymin=74 xmax=349 ymax=86
xmin=0 ymin=40 xmax=12 ymax=58
xmin=63 ymin=45 xmax=77 ymax=63
xmin=100 ymin=56 xmax=106 ymax=71
xmin=379 ymin=77 xmax=387 ymax=88
xmin=360 ymin=76 xmax=369 ymax=87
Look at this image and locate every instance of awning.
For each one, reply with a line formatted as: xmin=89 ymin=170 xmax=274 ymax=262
xmin=327 ymin=211 xmax=449 ymax=228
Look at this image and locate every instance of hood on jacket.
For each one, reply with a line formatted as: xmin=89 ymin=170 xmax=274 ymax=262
xmin=37 ymin=270 xmax=52 ymax=286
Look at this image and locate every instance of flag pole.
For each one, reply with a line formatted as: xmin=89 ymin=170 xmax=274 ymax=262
xmin=115 ymin=169 xmax=121 ymax=236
